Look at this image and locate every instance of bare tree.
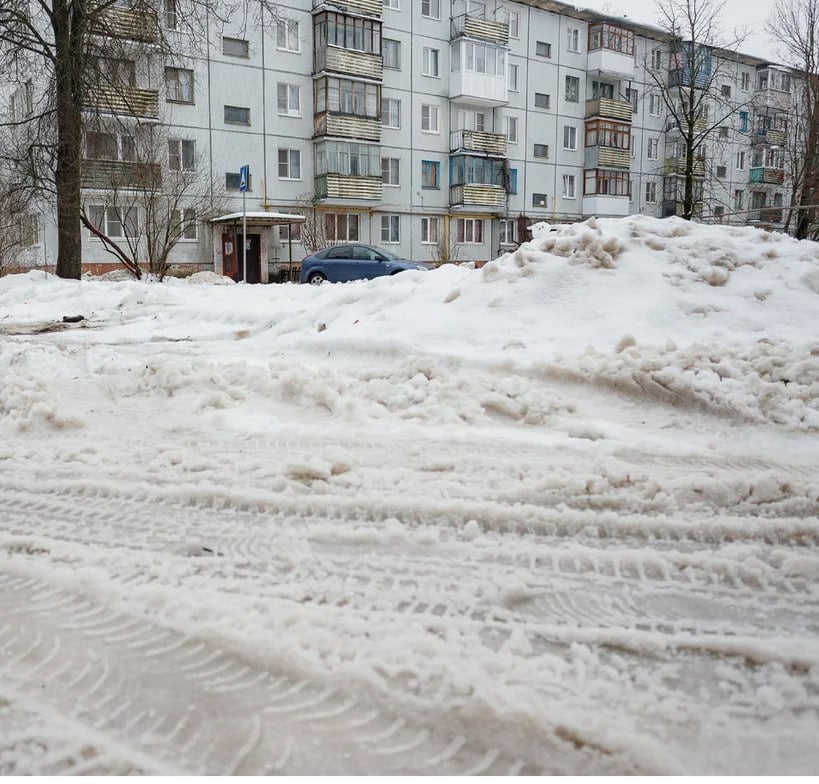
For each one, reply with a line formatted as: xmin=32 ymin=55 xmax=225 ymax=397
xmin=646 ymin=0 xmax=748 ymax=219
xmin=0 ymin=181 xmax=31 ymax=275
xmin=294 ymin=192 xmax=332 ymax=254
xmin=79 ymin=122 xmax=223 ymax=280
xmin=0 ymin=0 xmax=274 ymax=279
xmin=768 ymin=0 xmax=819 ymax=238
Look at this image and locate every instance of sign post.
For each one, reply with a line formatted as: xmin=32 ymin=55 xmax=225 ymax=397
xmin=239 ymin=164 xmax=250 ymax=282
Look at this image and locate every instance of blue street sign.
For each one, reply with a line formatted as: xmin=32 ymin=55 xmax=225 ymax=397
xmin=239 ymin=164 xmax=250 ymax=192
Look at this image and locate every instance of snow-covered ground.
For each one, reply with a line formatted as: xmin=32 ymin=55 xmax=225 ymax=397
xmin=1 ymin=216 xmax=817 ymax=774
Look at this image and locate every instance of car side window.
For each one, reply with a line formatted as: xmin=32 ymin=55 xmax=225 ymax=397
xmin=353 ymin=246 xmax=374 ymax=260
xmin=327 ymin=246 xmax=348 ymax=259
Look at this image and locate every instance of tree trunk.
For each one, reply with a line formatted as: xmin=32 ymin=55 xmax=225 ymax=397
xmin=53 ymin=0 xmax=85 ymax=280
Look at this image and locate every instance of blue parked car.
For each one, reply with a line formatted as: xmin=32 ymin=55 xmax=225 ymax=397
xmin=299 ymin=244 xmax=430 ymax=285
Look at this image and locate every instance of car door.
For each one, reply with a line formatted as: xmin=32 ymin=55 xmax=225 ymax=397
xmin=325 ymin=245 xmax=352 ymax=282
xmin=353 ymin=246 xmax=385 ymax=279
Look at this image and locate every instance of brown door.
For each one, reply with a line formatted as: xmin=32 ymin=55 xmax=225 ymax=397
xmin=236 ymin=233 xmax=261 ymax=283
xmin=222 ymin=232 xmax=237 ymax=280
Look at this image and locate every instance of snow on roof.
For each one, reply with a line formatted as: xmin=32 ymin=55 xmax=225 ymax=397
xmin=210 ymin=211 xmax=305 ymax=224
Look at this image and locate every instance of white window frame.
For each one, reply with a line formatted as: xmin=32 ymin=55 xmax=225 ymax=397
xmin=508 ymin=62 xmax=519 ymax=91
xmin=649 ymin=93 xmax=661 ymax=116
xmin=383 ymin=38 xmax=401 ymax=69
xmin=421 ymin=216 xmax=439 ymax=245
xmin=421 ymin=103 xmax=439 ymax=133
xmin=170 ymin=207 xmax=197 ymax=241
xmin=645 ymin=181 xmax=657 ymax=203
xmin=276 ymin=19 xmax=300 ymax=52
xmin=87 ymin=205 xmax=138 ymax=239
xmin=563 ymin=125 xmax=577 ymax=150
xmin=456 ymin=217 xmax=483 ymax=244
xmin=736 ymin=150 xmax=746 ymax=170
xmin=165 ymin=67 xmax=194 ymax=103
xmin=421 ymin=0 xmax=440 ymax=19
xmin=565 ymin=75 xmax=579 ymax=102
xmin=168 ymin=138 xmax=195 ymax=171
xmin=499 ymin=218 xmax=516 ymax=246
xmin=566 ymin=26 xmax=580 ymax=52
xmin=382 ymin=97 xmax=400 ymax=128
xmin=562 ymin=174 xmax=576 ymax=199
xmin=277 ymin=83 xmax=300 ymax=117
xmin=501 ymin=10 xmax=519 ymax=38
xmin=650 ymin=48 xmax=662 ymax=70
xmin=647 ymin=137 xmax=659 ymax=160
xmin=422 ymin=46 xmax=440 ymax=77
xmin=380 ymin=214 xmax=400 ymax=243
xmin=506 ymin=116 xmax=518 ymax=143
xmin=381 ymin=156 xmax=400 ymax=186
xmin=384 ymin=0 xmax=399 ymax=8
xmin=277 ymin=148 xmax=301 ymax=180
xmin=740 ymin=71 xmax=750 ymax=91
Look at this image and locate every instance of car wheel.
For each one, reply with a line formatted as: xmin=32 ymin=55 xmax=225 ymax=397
xmin=308 ymin=271 xmax=326 ymax=286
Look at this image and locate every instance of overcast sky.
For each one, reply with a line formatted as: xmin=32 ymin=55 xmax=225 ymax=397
xmin=577 ymin=0 xmax=780 ymax=62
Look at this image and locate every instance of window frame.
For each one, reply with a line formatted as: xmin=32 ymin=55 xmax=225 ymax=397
xmin=277 ymin=82 xmax=301 ymax=117
xmin=276 ymin=19 xmax=300 ymax=52
xmin=421 ymin=159 xmax=440 ymax=189
xmin=565 ymin=74 xmax=580 ymax=103
xmin=222 ymin=36 xmax=249 ymax=58
xmin=420 ymin=103 xmax=439 ymax=133
xmin=380 ymin=214 xmax=400 ymax=244
xmin=381 ymin=156 xmax=400 ymax=186
xmin=164 ymin=66 xmax=194 ymax=103
xmin=277 ymin=147 xmax=302 ymax=180
xmin=456 ymin=217 xmax=483 ymax=244
xmin=224 ymin=104 xmax=251 ymax=125
xmin=422 ymin=45 xmax=440 ymax=77
xmin=563 ymin=125 xmax=577 ymax=151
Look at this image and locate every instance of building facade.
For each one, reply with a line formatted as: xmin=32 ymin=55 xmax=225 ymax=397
xmin=2 ymin=0 xmax=801 ymax=277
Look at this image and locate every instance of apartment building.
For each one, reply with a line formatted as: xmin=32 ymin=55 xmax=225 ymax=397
xmin=3 ymin=0 xmax=800 ymax=278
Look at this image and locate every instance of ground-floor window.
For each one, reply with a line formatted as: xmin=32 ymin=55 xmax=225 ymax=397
xmin=456 ymin=218 xmax=483 ymax=244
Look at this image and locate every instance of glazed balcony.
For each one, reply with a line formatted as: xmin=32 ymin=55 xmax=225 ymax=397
xmin=314 ymin=46 xmax=383 ymax=80
xmin=749 ymin=167 xmax=785 ymax=184
xmin=587 ymin=22 xmax=635 ymax=78
xmin=663 ymin=156 xmax=706 ymax=176
xmin=751 ymin=128 xmax=786 ymax=146
xmin=314 ymin=112 xmax=381 ymax=142
xmin=315 ymin=173 xmax=382 ymax=199
xmin=312 ymin=0 xmax=383 ymax=17
xmin=450 ymin=13 xmax=509 ymax=45
xmin=92 ymin=7 xmax=158 ymax=43
xmin=85 ymin=84 xmax=159 ymax=120
xmin=585 ymin=98 xmax=632 ymax=122
xmin=449 ymin=129 xmax=507 ymax=156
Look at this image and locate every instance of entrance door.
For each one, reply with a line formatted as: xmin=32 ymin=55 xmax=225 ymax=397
xmin=235 ymin=233 xmax=261 ymax=283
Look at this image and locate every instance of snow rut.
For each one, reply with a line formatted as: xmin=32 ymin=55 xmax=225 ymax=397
xmin=0 ymin=572 xmax=541 ymax=775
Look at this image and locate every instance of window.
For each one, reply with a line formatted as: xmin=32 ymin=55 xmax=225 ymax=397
xmin=565 ymin=75 xmax=580 ymax=102
xmin=163 ymin=0 xmax=177 ymax=29
xmin=422 ymin=46 xmax=440 ymax=76
xmin=536 ymin=41 xmax=552 ymax=58
xmin=584 ymin=119 xmax=631 ymax=150
xmin=170 ymin=208 xmax=197 ymax=240
xmin=421 ymin=160 xmax=440 ymax=188
xmin=649 ymin=93 xmax=661 ymax=116
xmin=716 ymin=165 xmax=726 ymax=178
xmin=500 ymin=10 xmax=520 ymax=38
xmin=739 ymin=111 xmax=749 ymax=132
xmin=450 ymin=40 xmax=506 ymax=76
xmin=278 ymin=148 xmax=301 ymax=179
xmin=734 ymin=189 xmax=743 ymax=210
xmin=381 ymin=157 xmax=400 ymax=185
xmin=456 ymin=218 xmax=483 ymax=243
xmin=421 ymin=0 xmax=440 ymax=18
xmin=718 ymin=126 xmax=729 ymax=138
xmin=534 ymin=143 xmax=549 ymax=159
xmin=650 ymin=48 xmax=662 ymax=70
xmin=165 ymin=67 xmax=194 ymax=103
xmin=421 ymin=216 xmax=439 ymax=244
xmin=563 ymin=125 xmax=577 ymax=150
xmin=276 ymin=19 xmax=299 ymax=52
xmin=380 ymin=215 xmax=400 ymax=243
xmin=95 ymin=57 xmax=136 ymax=88
xmin=168 ymin=138 xmax=195 ymax=171
xmin=721 ymin=84 xmax=731 ymax=98
xmin=507 ymin=168 xmax=517 ymax=194
xmin=279 ymin=223 xmax=301 ymax=242
xmin=499 ymin=218 xmax=516 ymax=245
xmin=384 ymin=0 xmax=399 ymax=8
xmin=741 ymin=71 xmax=750 ymax=91
xmin=382 ymin=97 xmax=400 ymax=128
xmin=592 ymin=80 xmax=614 ymax=99
xmin=509 ymin=62 xmax=519 ymax=91
xmin=224 ymin=105 xmax=250 ymax=124
xmin=588 ymin=22 xmax=634 ymax=54
xmin=645 ymin=181 xmax=656 ymax=203
xmin=315 ymin=141 xmax=381 ymax=178
xmin=534 ymin=92 xmax=550 ymax=109
xmin=532 ymin=192 xmax=548 ymax=207
xmin=383 ymin=38 xmax=401 ymax=69
xmin=467 ymin=1 xmax=485 ymax=16
xmin=87 ymin=205 xmax=138 ymax=238
xmin=86 ymin=131 xmax=133 ymax=161
xmin=324 ymin=213 xmax=359 ymax=242
xmin=566 ymin=26 xmax=579 ymax=52
xmin=315 ymin=76 xmax=379 ymax=117
xmin=277 ymin=83 xmax=300 ymax=116
xmin=226 ymin=171 xmax=251 ymax=190
xmin=421 ymin=104 xmax=439 ymax=132
xmin=506 ymin=116 xmax=518 ymax=143
xmin=712 ymin=206 xmax=724 ymax=220
xmin=736 ymin=150 xmax=746 ymax=170
xmin=584 ymin=169 xmax=630 ymax=196
xmin=562 ymin=174 xmax=576 ymax=199
xmin=646 ymin=138 xmax=658 ymax=159
xmin=625 ymin=87 xmax=638 ymax=111
xmin=222 ymin=37 xmax=249 ymax=57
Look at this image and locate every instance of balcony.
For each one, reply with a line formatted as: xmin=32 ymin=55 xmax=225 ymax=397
xmin=665 ymin=116 xmax=707 ymax=134
xmin=662 ymin=200 xmax=703 ymax=218
xmin=663 ymin=156 xmax=706 ymax=176
xmin=582 ymin=195 xmax=629 ymax=217
xmin=315 ymin=173 xmax=382 ymax=199
xmin=449 ymin=183 xmax=507 ymax=209
xmin=585 ymin=98 xmax=632 ymax=122
xmin=92 ymin=7 xmax=158 ymax=43
xmin=585 ymin=147 xmax=630 ymax=170
xmin=314 ymin=112 xmax=381 ymax=142
xmin=450 ymin=14 xmax=509 ymax=45
xmin=314 ymin=46 xmax=383 ymax=80
xmin=587 ymin=23 xmax=635 ymax=78
xmin=449 ymin=129 xmax=507 ymax=156
xmin=82 ymin=160 xmax=161 ymax=190
xmin=749 ymin=208 xmax=784 ymax=224
xmin=449 ymin=70 xmax=507 ymax=106
xmin=85 ymin=85 xmax=159 ymax=120
xmin=751 ymin=128 xmax=786 ymax=146
xmin=312 ymin=0 xmax=383 ymax=17
xmin=749 ymin=167 xmax=785 ymax=184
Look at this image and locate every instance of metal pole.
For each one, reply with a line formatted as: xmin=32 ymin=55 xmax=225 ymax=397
xmin=242 ymin=188 xmax=247 ymax=283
